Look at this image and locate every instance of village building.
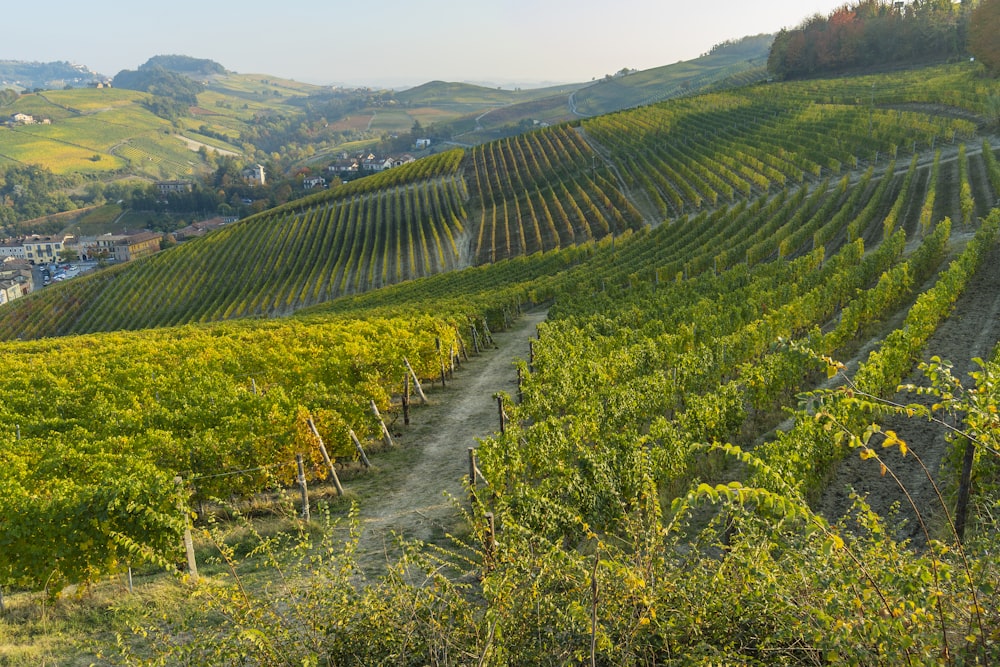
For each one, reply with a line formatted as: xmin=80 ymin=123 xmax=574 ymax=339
xmin=8 ymin=113 xmax=49 ymax=125
xmin=23 ymin=234 xmax=74 ymax=265
xmin=0 ymin=279 xmax=24 ymax=305
xmin=175 ymin=217 xmax=233 ymax=241
xmin=156 ymin=180 xmax=194 ymax=195
xmin=0 ymin=258 xmax=34 ymax=297
xmin=241 ymin=164 xmax=266 ymax=186
xmin=328 ymin=158 xmax=360 ymax=174
xmin=78 ymin=230 xmax=163 ymax=262
xmin=0 ymin=241 xmax=26 ymax=260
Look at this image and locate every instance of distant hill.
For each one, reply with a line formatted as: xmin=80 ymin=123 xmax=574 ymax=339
xmin=569 ymin=34 xmax=773 ymax=117
xmin=0 ymin=60 xmax=106 ymax=92
xmin=112 ymin=66 xmax=204 ymax=102
xmin=458 ymin=34 xmax=774 ymax=142
xmin=398 ymin=80 xmax=585 ymax=107
xmin=139 ymin=55 xmax=227 ymax=77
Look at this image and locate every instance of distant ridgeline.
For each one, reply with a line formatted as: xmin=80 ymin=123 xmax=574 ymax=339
xmin=0 ymin=59 xmax=106 ymax=91
xmin=138 ymin=55 xmax=227 ymax=77
xmin=768 ymin=0 xmax=972 ymax=79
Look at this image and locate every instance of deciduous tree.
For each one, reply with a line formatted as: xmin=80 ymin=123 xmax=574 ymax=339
xmin=970 ymin=0 xmax=1000 ymax=74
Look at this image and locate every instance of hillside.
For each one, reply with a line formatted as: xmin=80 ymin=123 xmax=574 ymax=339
xmin=0 ymin=59 xmax=106 ymax=92
xmin=0 ymin=42 xmax=780 ymax=189
xmin=5 ymin=56 xmax=1000 ymax=664
xmin=567 ymin=34 xmax=772 ymax=117
xmin=0 ymin=63 xmax=988 ymax=340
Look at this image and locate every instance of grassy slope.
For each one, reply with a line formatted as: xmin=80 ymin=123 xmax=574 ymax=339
xmin=571 ymin=50 xmax=769 ymax=116
xmin=0 ymin=88 xmax=198 ymax=177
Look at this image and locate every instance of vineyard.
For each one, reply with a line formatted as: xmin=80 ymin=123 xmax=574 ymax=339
xmin=0 ymin=65 xmax=988 ymax=341
xmin=4 ymin=61 xmax=1000 ymax=664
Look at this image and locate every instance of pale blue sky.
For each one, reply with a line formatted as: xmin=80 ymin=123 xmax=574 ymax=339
xmin=6 ymin=0 xmax=853 ymax=88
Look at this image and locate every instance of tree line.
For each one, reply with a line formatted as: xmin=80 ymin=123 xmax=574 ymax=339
xmin=768 ymin=0 xmax=973 ymax=79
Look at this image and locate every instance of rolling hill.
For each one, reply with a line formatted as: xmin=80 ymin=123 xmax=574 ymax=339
xmin=0 ymin=41 xmax=776 ymax=185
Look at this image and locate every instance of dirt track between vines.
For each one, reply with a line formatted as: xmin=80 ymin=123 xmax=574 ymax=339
xmin=816 ymin=232 xmax=1000 ymax=545
xmin=350 ymin=235 xmax=1000 ymax=556
xmin=355 ymin=311 xmax=545 ymax=566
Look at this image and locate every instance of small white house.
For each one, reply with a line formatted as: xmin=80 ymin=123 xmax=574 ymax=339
xmin=241 ymin=164 xmax=266 ymax=186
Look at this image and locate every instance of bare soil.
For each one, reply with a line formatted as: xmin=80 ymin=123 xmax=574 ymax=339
xmin=354 ymin=310 xmax=545 ymax=568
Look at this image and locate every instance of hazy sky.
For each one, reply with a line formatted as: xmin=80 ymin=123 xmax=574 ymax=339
xmin=6 ymin=0 xmax=853 ymax=88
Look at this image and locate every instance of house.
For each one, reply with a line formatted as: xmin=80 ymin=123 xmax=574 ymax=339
xmin=390 ymin=154 xmax=415 ymax=168
xmin=0 ymin=258 xmax=33 ymax=295
xmin=78 ymin=230 xmax=162 ymax=262
xmin=11 ymin=113 xmax=33 ymax=125
xmin=0 ymin=279 xmax=23 ymax=305
xmin=303 ymin=176 xmax=327 ymax=189
xmin=241 ymin=164 xmax=266 ymax=186
xmin=112 ymin=231 xmax=163 ymax=262
xmin=0 ymin=241 xmax=25 ymax=260
xmin=23 ymin=234 xmax=74 ymax=265
xmin=328 ymin=159 xmax=359 ymax=174
xmin=175 ymin=217 xmax=231 ymax=241
xmin=415 ymin=138 xmax=431 ymax=150
xmin=156 ymin=180 xmax=194 ymax=195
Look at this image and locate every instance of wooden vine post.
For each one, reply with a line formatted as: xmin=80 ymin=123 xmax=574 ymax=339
xmin=435 ymin=337 xmax=447 ymax=387
xmin=468 ymin=447 xmax=477 ymax=489
xmin=369 ymin=400 xmax=395 ymax=449
xmin=174 ymin=476 xmax=199 ymax=582
xmin=456 ymin=325 xmax=469 ymax=361
xmin=496 ymin=394 xmax=506 ymax=435
xmin=403 ymin=357 xmax=429 ymax=404
xmin=402 ymin=372 xmax=411 ymax=425
xmin=955 ymin=437 xmax=976 ymax=541
xmin=349 ymin=428 xmax=372 ymax=468
xmin=470 ymin=324 xmax=481 ymax=355
xmin=296 ymin=454 xmax=310 ymax=522
xmin=308 ymin=417 xmax=344 ymax=496
xmin=481 ymin=318 xmax=495 ymax=347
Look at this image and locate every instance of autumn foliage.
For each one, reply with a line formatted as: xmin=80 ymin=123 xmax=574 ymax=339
xmin=769 ymin=0 xmax=971 ymax=79
xmin=971 ymin=0 xmax=1000 ymax=74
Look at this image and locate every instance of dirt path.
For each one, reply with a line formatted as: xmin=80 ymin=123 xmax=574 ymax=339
xmin=354 ymin=310 xmax=545 ymax=565
xmin=174 ymin=134 xmax=240 ymax=157
xmin=817 ymin=233 xmax=1000 ymax=544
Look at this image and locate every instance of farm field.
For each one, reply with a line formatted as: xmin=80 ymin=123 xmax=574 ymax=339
xmin=0 ymin=88 xmax=211 ymax=177
xmin=3 ymin=60 xmax=1000 ymax=664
